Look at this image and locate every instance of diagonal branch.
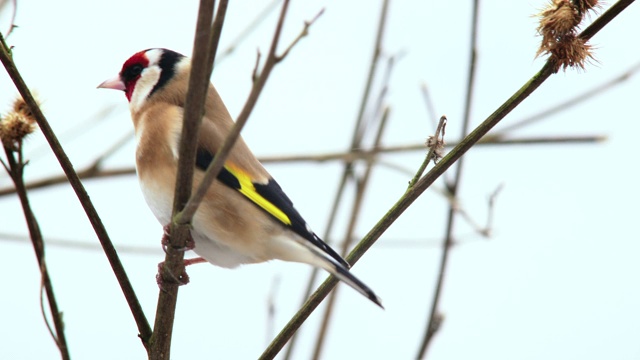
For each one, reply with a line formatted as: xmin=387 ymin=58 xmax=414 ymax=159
xmin=0 ymin=32 xmax=152 ymax=349
xmin=176 ymin=1 xmax=323 ymax=225
xmin=259 ymin=0 xmax=635 ymax=349
xmin=261 ymin=60 xmax=555 ymax=360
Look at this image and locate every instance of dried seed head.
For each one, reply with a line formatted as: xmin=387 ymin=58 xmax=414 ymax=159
xmin=12 ymin=96 xmax=37 ymax=125
xmin=537 ymin=0 xmax=581 ymax=38
xmin=574 ymin=0 xmax=601 ymax=15
xmin=549 ymin=34 xmax=595 ymax=71
xmin=0 ymin=95 xmax=39 ymax=150
xmin=535 ymin=0 xmax=597 ymax=72
xmin=0 ymin=112 xmax=36 ymax=150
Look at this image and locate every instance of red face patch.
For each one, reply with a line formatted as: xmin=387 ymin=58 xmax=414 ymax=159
xmin=119 ymin=51 xmax=150 ymax=101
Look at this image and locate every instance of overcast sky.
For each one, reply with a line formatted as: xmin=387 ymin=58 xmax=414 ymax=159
xmin=1 ymin=1 xmax=639 ymax=359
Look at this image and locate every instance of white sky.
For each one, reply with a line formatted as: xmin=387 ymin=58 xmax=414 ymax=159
xmin=1 ymin=1 xmax=639 ymax=359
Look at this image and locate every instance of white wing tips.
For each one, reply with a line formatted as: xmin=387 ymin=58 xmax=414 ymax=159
xmin=327 ymin=258 xmax=384 ymax=308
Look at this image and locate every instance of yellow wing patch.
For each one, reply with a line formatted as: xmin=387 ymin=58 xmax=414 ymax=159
xmin=225 ymin=165 xmax=292 ymax=226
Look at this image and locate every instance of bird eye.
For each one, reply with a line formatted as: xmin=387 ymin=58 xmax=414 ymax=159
xmin=124 ymin=64 xmax=144 ymax=80
xmin=130 ymin=64 xmax=143 ymax=76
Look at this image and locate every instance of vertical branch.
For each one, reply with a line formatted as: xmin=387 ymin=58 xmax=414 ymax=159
xmin=149 ymin=0 xmax=218 ymax=357
xmin=152 ymin=0 xmax=317 ymax=357
xmin=417 ymin=0 xmax=480 ymax=357
xmin=2 ymin=146 xmax=70 ymax=360
xmin=0 ymin=33 xmax=153 ymax=349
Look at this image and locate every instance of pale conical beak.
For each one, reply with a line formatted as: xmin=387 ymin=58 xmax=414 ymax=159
xmin=97 ymin=76 xmax=126 ymax=91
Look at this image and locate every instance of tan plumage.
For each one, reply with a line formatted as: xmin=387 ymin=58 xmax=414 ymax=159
xmin=98 ymin=48 xmax=382 ymax=307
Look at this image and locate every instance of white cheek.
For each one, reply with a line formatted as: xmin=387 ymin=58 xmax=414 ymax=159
xmin=129 ymin=67 xmax=161 ymax=113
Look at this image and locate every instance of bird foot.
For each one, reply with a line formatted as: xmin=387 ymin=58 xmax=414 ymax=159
xmin=156 ymin=257 xmax=207 ymax=289
xmin=161 ymin=224 xmax=196 ymax=252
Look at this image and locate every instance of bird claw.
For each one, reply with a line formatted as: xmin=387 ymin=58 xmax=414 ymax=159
xmin=156 ymin=261 xmax=191 ymax=290
xmin=161 ymin=224 xmax=196 ymax=253
xmin=155 ymin=257 xmax=207 ymax=290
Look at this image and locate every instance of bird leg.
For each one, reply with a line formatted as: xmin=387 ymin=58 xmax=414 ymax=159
xmin=157 ymin=225 xmax=204 ymax=289
xmin=156 ymin=257 xmax=207 ymax=289
xmin=161 ymin=224 xmax=196 ymax=252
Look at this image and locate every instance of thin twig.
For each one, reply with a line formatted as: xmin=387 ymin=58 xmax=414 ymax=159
xmin=0 ymin=230 xmax=494 ymax=251
xmin=3 ymin=145 xmax=70 ymax=360
xmin=409 ymin=115 xmax=447 ymax=188
xmin=176 ymin=2 xmax=322 ymax=225
xmin=0 ymin=32 xmax=152 ymax=349
xmin=0 ymin=134 xmax=606 ymax=197
xmin=217 ymin=0 xmax=282 ymax=63
xmin=276 ymin=9 xmax=324 ymax=62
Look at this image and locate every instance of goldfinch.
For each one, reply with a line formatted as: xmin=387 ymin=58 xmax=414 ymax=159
xmin=98 ymin=48 xmax=382 ymax=307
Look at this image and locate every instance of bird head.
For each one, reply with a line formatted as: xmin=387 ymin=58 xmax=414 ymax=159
xmin=98 ymin=48 xmax=186 ymax=110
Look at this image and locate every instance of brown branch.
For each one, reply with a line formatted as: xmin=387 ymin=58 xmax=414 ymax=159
xmin=0 ymin=134 xmax=605 ymax=197
xmin=0 ymin=32 xmax=152 ymax=348
xmin=2 ymin=145 xmax=70 ymax=360
xmin=148 ymin=0 xmax=221 ymax=357
xmin=176 ymin=1 xmax=322 ymax=225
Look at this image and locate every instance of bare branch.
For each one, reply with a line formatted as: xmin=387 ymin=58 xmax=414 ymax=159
xmin=409 ymin=115 xmax=447 ymax=188
xmin=275 ymin=8 xmax=324 ymax=62
xmin=149 ymin=0 xmax=222 ymax=356
xmin=0 ymin=32 xmax=152 ymax=348
xmin=217 ymin=0 xmax=282 ymax=63
xmin=260 ymin=3 xmax=637 ymax=352
xmin=176 ymin=0 xmax=322 ymax=225
xmin=0 ymin=134 xmax=606 ymax=197
xmin=2 ymin=141 xmax=70 ymax=359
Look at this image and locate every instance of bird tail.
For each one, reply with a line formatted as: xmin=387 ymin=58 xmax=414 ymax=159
xmin=274 ymin=234 xmax=383 ymax=308
xmin=319 ymin=257 xmax=384 ymax=308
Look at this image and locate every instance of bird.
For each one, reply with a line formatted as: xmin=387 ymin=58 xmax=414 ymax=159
xmin=98 ymin=48 xmax=382 ymax=307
